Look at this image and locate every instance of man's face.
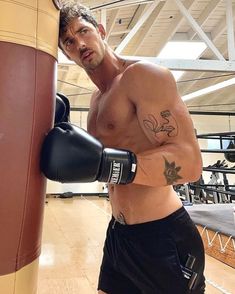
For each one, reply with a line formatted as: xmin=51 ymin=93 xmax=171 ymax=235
xmin=59 ymin=17 xmax=106 ymax=70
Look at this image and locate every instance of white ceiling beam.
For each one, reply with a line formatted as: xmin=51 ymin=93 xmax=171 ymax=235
xmin=226 ymin=0 xmax=235 ymax=61
xmin=155 ymin=0 xmax=195 ymax=56
xmin=188 ymin=0 xmax=221 ymax=40
xmin=173 ymin=0 xmax=225 ymax=60
xmin=134 ymin=1 xmax=165 ymax=54
xmin=122 ymin=56 xmax=235 ymax=71
xmin=106 ymin=8 xmax=119 ymax=39
xmin=115 ymin=0 xmax=161 ymax=54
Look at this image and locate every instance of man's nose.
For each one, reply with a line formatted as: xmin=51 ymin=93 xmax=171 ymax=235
xmin=75 ymin=37 xmax=86 ymax=50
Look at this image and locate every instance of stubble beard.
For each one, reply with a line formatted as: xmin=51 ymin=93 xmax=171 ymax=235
xmin=84 ymin=59 xmax=101 ymax=70
xmin=83 ymin=53 xmax=104 ymax=71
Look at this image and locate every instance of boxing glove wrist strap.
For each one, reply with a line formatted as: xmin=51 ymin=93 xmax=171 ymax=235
xmin=98 ymin=148 xmax=137 ymax=184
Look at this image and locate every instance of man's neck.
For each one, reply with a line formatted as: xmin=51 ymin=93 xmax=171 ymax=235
xmin=86 ymin=48 xmax=126 ymax=93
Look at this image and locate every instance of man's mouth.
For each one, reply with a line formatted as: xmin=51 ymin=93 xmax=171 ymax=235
xmin=81 ymin=50 xmax=93 ymax=61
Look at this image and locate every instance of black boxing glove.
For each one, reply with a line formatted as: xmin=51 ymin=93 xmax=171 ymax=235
xmin=40 ymin=122 xmax=137 ymax=184
xmin=54 ymin=93 xmax=70 ymax=125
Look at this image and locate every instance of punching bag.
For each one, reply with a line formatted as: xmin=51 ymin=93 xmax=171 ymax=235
xmin=0 ymin=0 xmax=60 ymax=293
xmin=224 ymin=140 xmax=235 ymax=162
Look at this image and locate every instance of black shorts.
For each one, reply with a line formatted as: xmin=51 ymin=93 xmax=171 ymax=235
xmin=98 ymin=206 xmax=205 ymax=294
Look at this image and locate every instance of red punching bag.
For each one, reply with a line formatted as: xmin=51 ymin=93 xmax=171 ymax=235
xmin=0 ymin=0 xmax=60 ymax=293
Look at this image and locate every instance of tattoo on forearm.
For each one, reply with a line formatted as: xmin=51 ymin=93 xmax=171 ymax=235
xmin=143 ymin=110 xmax=178 ymax=139
xmin=116 ymin=212 xmax=126 ymax=225
xmin=163 ymin=156 xmax=182 ymax=185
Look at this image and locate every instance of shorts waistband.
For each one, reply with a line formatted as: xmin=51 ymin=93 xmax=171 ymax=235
xmin=110 ymin=206 xmax=190 ymax=236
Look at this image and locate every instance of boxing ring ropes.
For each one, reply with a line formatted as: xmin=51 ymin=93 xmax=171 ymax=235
xmin=198 ymin=226 xmax=235 ymax=267
xmin=202 ymin=227 xmax=234 ymax=253
xmin=187 ymin=113 xmax=235 ymax=270
xmin=199 ymin=225 xmax=234 ymax=294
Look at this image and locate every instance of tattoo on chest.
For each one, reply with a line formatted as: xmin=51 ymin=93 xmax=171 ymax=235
xmin=116 ymin=212 xmax=127 ymax=225
xmin=163 ymin=156 xmax=182 ymax=185
xmin=143 ymin=110 xmax=178 ymax=139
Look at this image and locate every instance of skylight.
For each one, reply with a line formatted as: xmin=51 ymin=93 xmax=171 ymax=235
xmin=157 ymin=41 xmax=207 ymax=81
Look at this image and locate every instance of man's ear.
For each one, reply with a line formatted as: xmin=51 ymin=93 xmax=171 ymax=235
xmin=98 ymin=24 xmax=106 ymax=40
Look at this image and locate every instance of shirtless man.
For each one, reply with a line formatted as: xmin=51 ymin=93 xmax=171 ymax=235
xmin=41 ymin=2 xmax=205 ymax=293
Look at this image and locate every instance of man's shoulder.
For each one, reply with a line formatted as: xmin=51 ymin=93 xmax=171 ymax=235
xmin=119 ymin=60 xmax=179 ymax=105
xmin=121 ymin=60 xmax=175 ymax=92
xmin=123 ymin=60 xmax=173 ymax=82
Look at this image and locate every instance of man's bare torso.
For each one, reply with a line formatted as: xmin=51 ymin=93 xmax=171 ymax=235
xmin=87 ymin=61 xmax=182 ymax=225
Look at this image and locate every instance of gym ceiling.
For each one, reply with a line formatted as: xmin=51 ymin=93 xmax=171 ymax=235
xmin=57 ymin=0 xmax=235 ymax=113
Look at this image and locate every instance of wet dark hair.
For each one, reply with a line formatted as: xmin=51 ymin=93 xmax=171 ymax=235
xmin=59 ymin=1 xmax=98 ymax=48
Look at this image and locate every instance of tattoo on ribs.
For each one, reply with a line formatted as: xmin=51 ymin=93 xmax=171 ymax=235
xmin=163 ymin=156 xmax=182 ymax=185
xmin=143 ymin=110 xmax=178 ymax=139
xmin=116 ymin=212 xmax=127 ymax=225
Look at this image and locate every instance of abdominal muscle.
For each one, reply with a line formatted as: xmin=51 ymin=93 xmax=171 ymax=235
xmin=108 ymin=183 xmax=183 ymax=225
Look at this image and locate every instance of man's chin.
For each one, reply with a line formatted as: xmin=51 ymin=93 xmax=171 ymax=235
xmin=84 ymin=61 xmax=101 ymax=71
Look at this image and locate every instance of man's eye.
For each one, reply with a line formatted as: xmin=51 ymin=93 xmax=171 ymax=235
xmin=65 ymin=40 xmax=73 ymax=49
xmin=80 ymin=29 xmax=88 ymax=34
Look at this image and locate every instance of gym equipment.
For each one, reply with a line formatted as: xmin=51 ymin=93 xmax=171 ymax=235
xmin=0 ymin=1 xmax=59 ymax=293
xmin=189 ymin=161 xmax=235 ymax=204
xmin=192 ymin=125 xmax=235 ymax=202
xmin=224 ymin=140 xmax=235 ymax=162
xmin=174 ymin=183 xmax=191 ymax=202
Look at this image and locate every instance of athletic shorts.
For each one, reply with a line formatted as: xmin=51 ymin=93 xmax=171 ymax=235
xmin=98 ymin=206 xmax=205 ymax=294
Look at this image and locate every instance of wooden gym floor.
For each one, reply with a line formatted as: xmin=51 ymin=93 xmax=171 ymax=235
xmin=38 ymin=197 xmax=235 ymax=294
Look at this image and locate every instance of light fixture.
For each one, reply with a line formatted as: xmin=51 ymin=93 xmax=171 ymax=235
xmin=182 ymin=77 xmax=235 ymax=101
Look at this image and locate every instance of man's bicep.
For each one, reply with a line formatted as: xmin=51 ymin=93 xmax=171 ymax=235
xmin=126 ymin=63 xmax=196 ymax=145
xmin=134 ymin=100 xmax=202 ymax=186
xmin=137 ymin=106 xmax=180 ymax=145
xmin=134 ymin=86 xmax=188 ymax=147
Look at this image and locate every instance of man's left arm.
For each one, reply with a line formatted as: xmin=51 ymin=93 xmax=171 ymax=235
xmin=125 ymin=63 xmax=202 ymax=187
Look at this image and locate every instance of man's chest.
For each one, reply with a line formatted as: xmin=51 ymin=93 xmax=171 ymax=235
xmin=87 ymin=88 xmax=135 ymax=140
